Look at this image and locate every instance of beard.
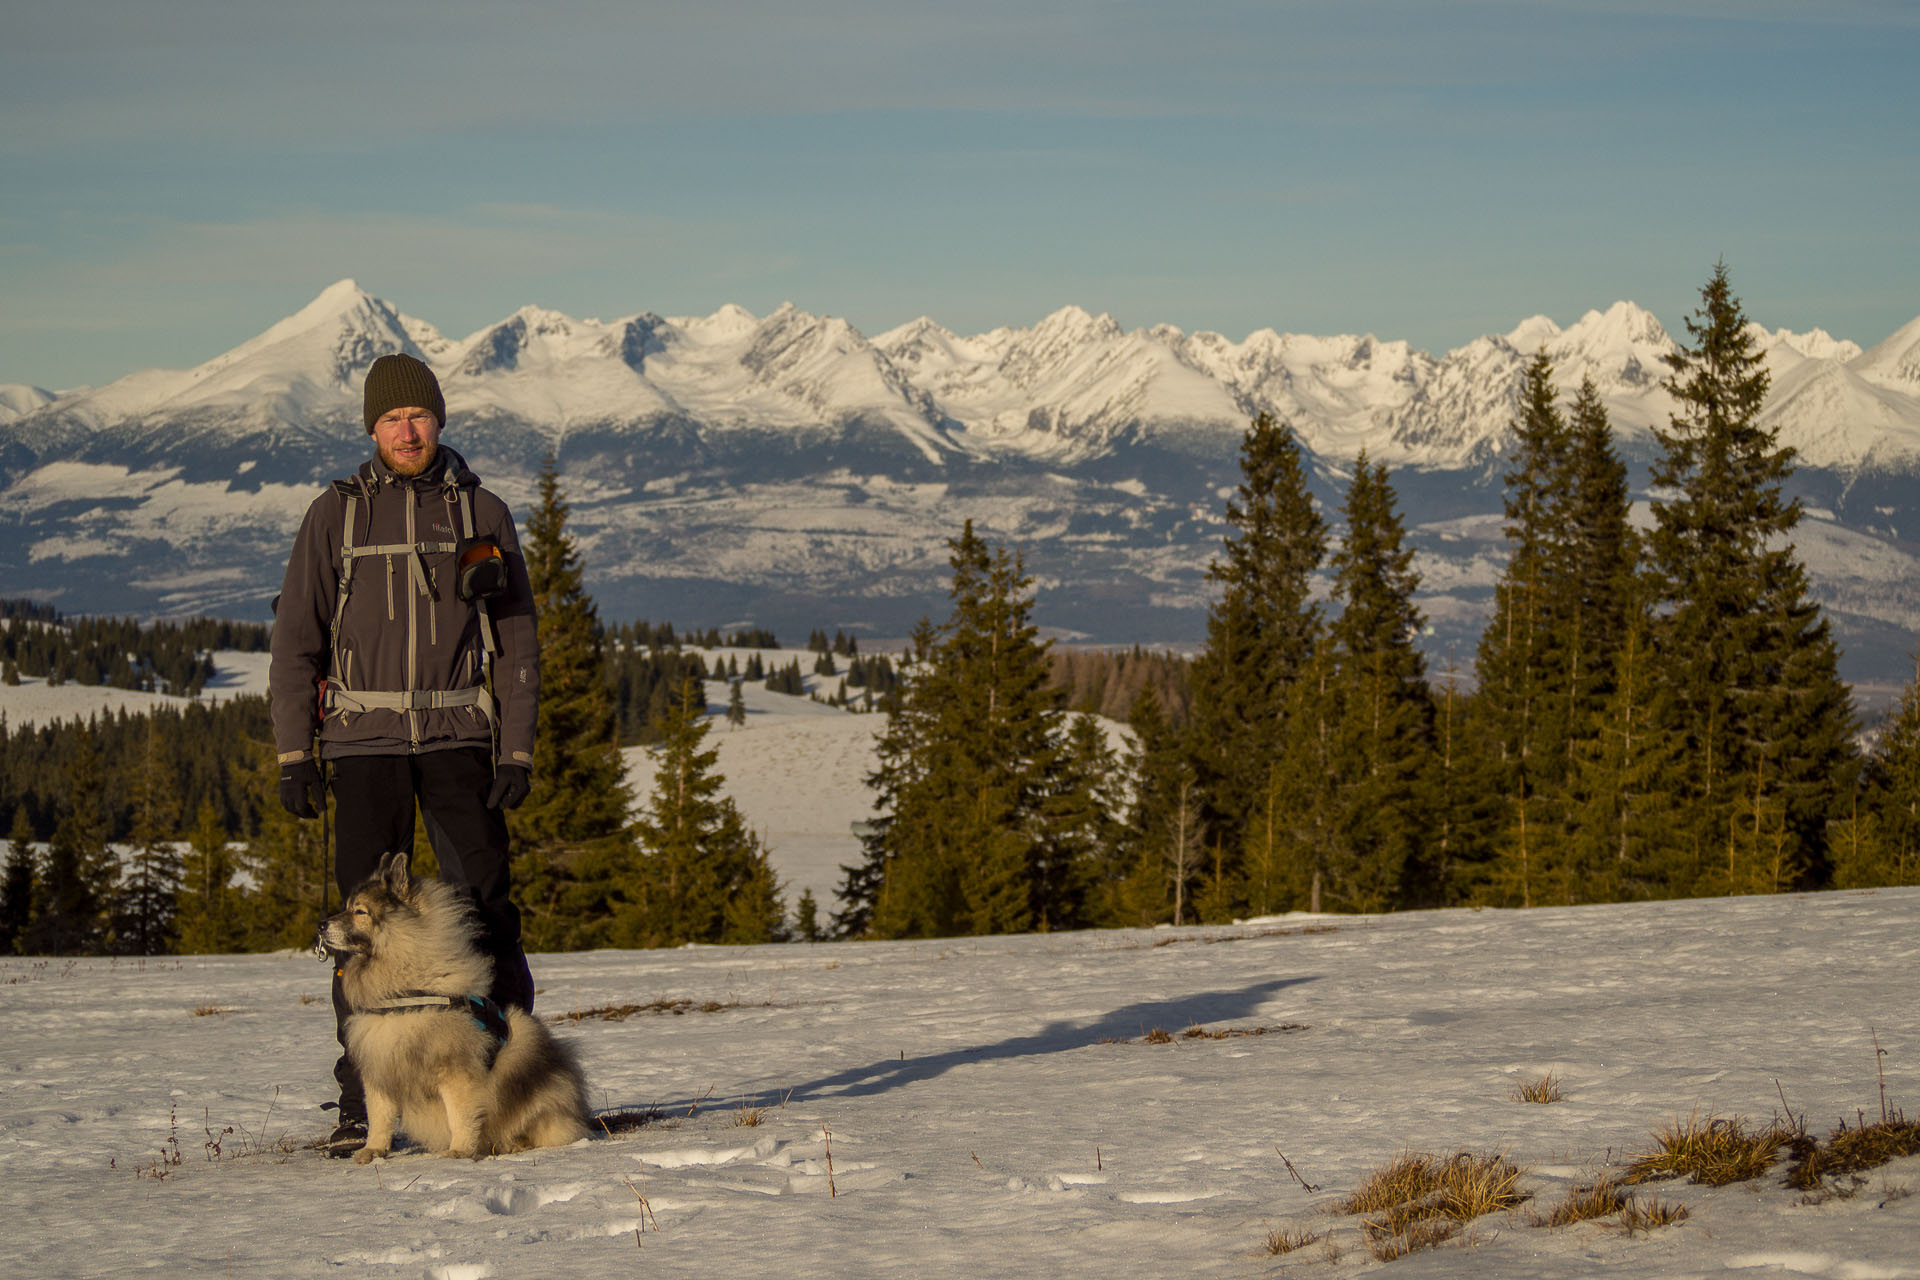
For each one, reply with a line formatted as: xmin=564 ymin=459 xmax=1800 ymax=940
xmin=378 ymin=438 xmax=439 ymax=477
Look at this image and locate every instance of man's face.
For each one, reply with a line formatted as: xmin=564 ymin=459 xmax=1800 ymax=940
xmin=372 ymin=406 xmax=441 ymax=477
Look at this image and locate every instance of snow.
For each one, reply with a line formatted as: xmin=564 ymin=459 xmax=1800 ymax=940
xmin=621 ymin=671 xmax=883 ymax=912
xmin=5 ymin=888 xmax=1918 ymax=1277
xmin=22 ymin=280 xmax=1920 ymax=475
xmin=8 ymin=650 xmax=1920 ymax=1275
xmin=0 ymin=651 xmax=273 ymax=730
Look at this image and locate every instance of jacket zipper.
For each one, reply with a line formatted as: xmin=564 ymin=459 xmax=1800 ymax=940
xmin=405 ymin=485 xmax=420 ymax=748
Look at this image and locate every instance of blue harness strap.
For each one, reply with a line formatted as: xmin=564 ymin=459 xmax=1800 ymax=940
xmin=364 ymin=992 xmax=511 ymax=1064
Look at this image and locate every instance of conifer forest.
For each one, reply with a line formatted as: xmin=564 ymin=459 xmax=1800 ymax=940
xmin=4 ymin=266 xmax=1918 ymax=955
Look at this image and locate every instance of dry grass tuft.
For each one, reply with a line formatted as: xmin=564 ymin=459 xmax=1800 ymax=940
xmin=1263 ymin=1226 xmax=1319 ymax=1255
xmin=1338 ymin=1150 xmax=1528 ymax=1259
xmin=1142 ymin=1027 xmax=1173 ymax=1044
xmin=1177 ymin=1023 xmax=1309 ymax=1041
xmin=558 ymin=997 xmax=763 ymax=1023
xmin=1511 ymin=1072 xmax=1564 ymax=1104
xmin=1533 ymin=1176 xmax=1627 ymax=1228
xmin=1784 ymin=1109 xmax=1920 ymax=1191
xmin=1618 ymin=1193 xmax=1689 ymax=1234
xmin=191 ymin=1003 xmax=231 ymax=1017
xmin=1430 ymin=1153 xmax=1529 ymax=1221
xmin=595 ymin=1107 xmax=667 ymax=1135
xmin=729 ymin=1090 xmax=791 ymax=1129
xmin=1338 ymin=1152 xmax=1450 ymax=1216
xmin=1625 ymin=1111 xmax=1790 ymax=1186
xmin=1340 ymin=1151 xmax=1528 ymax=1220
xmin=1365 ymin=1215 xmax=1459 ymax=1260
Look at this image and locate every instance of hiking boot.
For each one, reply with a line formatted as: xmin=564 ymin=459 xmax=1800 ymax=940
xmin=319 ymin=1117 xmax=367 ymax=1158
xmin=316 ymin=1100 xmax=367 ymax=1158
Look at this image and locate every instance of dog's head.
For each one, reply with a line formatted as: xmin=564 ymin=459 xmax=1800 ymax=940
xmin=317 ymin=851 xmax=416 ymax=957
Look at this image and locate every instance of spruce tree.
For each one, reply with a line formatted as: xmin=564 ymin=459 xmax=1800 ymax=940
xmin=175 ymin=801 xmax=245 ymax=954
xmin=510 ymin=451 xmax=640 ymax=949
xmin=844 ymin=523 xmax=1066 ymax=939
xmin=624 ymin=677 xmax=783 ymax=946
xmin=1428 ymin=657 xmax=1502 ymax=905
xmin=1186 ymin=413 xmax=1328 ymax=880
xmin=1268 ymin=642 xmax=1340 ymax=913
xmin=1105 ymin=687 xmax=1189 ymax=926
xmin=112 ymin=718 xmax=183 ymax=954
xmin=1320 ymin=453 xmax=1435 ymax=911
xmin=0 ymin=807 xmax=33 ymax=954
xmin=793 ymin=887 xmax=824 ymax=943
xmin=1647 ymin=262 xmax=1857 ymax=889
xmin=1560 ymin=376 xmax=1638 ymax=728
xmin=1472 ymin=352 xmax=1573 ymax=907
xmin=1039 ymin=712 xmax=1126 ymax=930
xmin=1836 ymin=654 xmax=1920 ymax=887
xmin=241 ymin=740 xmax=331 ymax=950
xmin=1563 ymin=601 xmax=1694 ymax=901
xmin=836 ymin=620 xmax=939 ymax=938
xmin=24 ymin=729 xmax=111 ymax=954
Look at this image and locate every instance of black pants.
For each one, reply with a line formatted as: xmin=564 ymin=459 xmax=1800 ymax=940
xmin=327 ymin=747 xmax=535 ymax=1118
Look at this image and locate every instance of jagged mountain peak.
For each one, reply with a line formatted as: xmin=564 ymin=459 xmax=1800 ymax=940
xmin=452 ymin=305 xmax=601 ymax=376
xmin=1504 ymin=314 xmax=1562 ymax=352
xmin=1755 ymin=324 xmax=1862 ymax=364
xmin=1018 ymin=305 xmax=1125 ymax=346
xmin=11 ymin=283 xmax=1920 ymax=480
xmin=1855 ymin=314 xmax=1920 ymax=390
xmin=674 ymin=302 xmax=763 ymax=340
xmin=1558 ymin=300 xmax=1671 ymax=352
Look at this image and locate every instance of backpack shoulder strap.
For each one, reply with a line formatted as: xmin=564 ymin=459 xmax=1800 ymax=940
xmin=453 ymin=483 xmax=500 ymax=658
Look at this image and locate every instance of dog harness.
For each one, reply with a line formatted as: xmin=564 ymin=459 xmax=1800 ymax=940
xmin=363 ymin=993 xmax=511 ymax=1063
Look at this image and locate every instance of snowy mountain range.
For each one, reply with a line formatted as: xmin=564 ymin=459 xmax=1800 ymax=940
xmin=6 ymin=280 xmax=1920 ymax=696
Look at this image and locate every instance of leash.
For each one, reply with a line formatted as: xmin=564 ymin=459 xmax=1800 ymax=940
xmin=319 ymin=754 xmax=331 ymax=921
xmin=314 ymin=751 xmax=335 ymax=966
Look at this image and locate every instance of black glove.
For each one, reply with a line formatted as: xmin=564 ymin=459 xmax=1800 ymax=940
xmin=279 ymin=759 xmax=322 ymax=819
xmin=486 ymin=764 xmax=531 ymax=811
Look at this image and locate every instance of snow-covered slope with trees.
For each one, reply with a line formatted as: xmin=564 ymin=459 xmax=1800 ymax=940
xmin=5 ymin=282 xmax=1920 ymax=687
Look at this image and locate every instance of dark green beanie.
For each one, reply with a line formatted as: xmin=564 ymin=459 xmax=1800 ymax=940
xmin=362 ymin=353 xmax=446 ymax=433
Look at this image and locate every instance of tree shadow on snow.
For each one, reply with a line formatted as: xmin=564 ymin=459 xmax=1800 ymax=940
xmin=770 ymin=974 xmax=1317 ymax=1103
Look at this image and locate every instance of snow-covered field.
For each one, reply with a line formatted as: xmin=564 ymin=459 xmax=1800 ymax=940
xmin=0 ymin=649 xmax=273 ymax=729
xmin=0 ymin=651 xmax=882 ymax=912
xmin=623 ymin=670 xmax=882 ymax=914
xmin=8 ymin=651 xmax=1920 ymax=1278
xmin=5 ymin=890 xmax=1918 ymax=1278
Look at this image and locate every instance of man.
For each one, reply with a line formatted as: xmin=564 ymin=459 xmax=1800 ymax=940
xmin=269 ymin=352 xmax=540 ymax=1155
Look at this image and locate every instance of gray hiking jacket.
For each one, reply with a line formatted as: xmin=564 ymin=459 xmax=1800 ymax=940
xmin=269 ymin=445 xmax=539 ymax=770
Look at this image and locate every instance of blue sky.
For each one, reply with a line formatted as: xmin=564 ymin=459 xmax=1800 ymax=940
xmin=3 ymin=0 xmax=1915 ymax=390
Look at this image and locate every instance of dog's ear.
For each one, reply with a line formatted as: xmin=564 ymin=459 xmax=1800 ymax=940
xmin=378 ymin=850 xmax=412 ymax=897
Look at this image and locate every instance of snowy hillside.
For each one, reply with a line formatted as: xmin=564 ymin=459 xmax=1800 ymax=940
xmin=6 ymin=888 xmax=1917 ymax=1278
xmin=7 ymin=282 xmax=1920 ymax=688
xmin=0 ymin=648 xmax=885 ymax=914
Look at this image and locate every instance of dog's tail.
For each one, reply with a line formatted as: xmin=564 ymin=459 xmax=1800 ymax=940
xmin=490 ymin=1010 xmax=591 ymax=1151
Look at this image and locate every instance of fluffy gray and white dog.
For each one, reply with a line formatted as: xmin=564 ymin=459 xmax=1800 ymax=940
xmin=319 ymin=852 xmax=589 ymax=1163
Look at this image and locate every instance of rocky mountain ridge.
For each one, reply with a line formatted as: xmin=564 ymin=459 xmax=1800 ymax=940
xmin=5 ymin=282 xmax=1920 ymax=698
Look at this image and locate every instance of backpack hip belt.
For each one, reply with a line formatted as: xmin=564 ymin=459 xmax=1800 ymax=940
xmin=322 ymin=682 xmax=496 ymax=720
